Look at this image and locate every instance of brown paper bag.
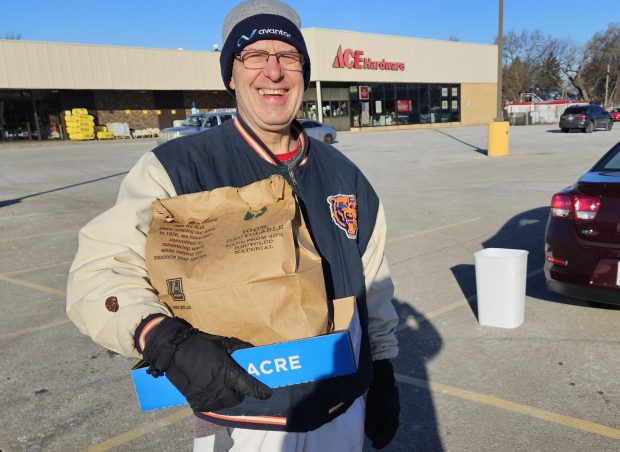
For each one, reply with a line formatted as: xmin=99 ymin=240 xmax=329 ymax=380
xmin=145 ymin=175 xmax=331 ymax=346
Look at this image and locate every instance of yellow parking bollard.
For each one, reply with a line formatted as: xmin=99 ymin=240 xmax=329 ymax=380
xmin=488 ymin=121 xmax=509 ymax=157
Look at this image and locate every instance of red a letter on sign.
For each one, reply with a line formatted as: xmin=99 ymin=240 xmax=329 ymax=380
xmin=332 ymin=45 xmax=345 ymax=68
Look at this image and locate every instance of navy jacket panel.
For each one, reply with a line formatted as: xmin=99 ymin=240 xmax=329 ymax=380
xmin=153 ymin=118 xmax=377 ymax=432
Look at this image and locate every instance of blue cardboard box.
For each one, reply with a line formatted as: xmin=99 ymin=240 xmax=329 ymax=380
xmin=131 ymin=296 xmax=361 ymax=411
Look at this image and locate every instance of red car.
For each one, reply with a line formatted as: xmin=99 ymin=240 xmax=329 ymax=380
xmin=610 ymin=108 xmax=620 ymax=122
xmin=545 ymin=141 xmax=620 ymax=306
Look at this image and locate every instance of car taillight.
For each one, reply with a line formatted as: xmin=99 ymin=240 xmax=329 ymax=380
xmin=546 ymin=256 xmax=568 ymax=266
xmin=573 ymin=195 xmax=600 ymax=220
xmin=550 ymin=193 xmax=600 ymax=220
xmin=550 ymin=194 xmax=572 ymax=217
xmin=577 ymin=114 xmax=587 ymax=120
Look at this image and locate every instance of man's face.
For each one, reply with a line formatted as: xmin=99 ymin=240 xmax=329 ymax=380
xmin=230 ymin=40 xmax=305 ymax=136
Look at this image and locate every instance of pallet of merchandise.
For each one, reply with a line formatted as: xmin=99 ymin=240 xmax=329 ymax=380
xmin=106 ymin=122 xmax=132 ymax=139
xmin=66 ymin=108 xmax=96 ymax=140
xmin=68 ymin=132 xmax=95 ymax=141
xmin=96 ymin=131 xmax=115 ymax=140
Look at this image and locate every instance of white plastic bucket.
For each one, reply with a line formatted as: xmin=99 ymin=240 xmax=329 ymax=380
xmin=474 ymin=248 xmax=528 ymax=328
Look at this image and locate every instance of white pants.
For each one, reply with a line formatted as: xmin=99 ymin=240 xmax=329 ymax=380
xmin=193 ymin=396 xmax=365 ymax=452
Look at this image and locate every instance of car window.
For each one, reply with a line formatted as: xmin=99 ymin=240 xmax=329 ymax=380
xmin=593 ymin=144 xmax=620 ymax=171
xmin=182 ymin=116 xmax=203 ymax=127
xmin=204 ymin=116 xmax=219 ymax=128
xmin=220 ymin=115 xmax=233 ymax=123
xmin=302 ymin=121 xmax=318 ymax=129
xmin=564 ymin=107 xmax=586 ymax=114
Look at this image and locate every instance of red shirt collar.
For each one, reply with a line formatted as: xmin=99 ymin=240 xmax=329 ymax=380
xmin=233 ymin=114 xmax=308 ymax=166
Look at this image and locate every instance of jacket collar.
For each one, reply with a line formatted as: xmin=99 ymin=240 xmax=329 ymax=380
xmin=232 ymin=113 xmax=308 ymax=167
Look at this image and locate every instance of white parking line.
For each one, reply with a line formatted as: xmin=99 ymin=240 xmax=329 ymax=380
xmin=387 ymin=217 xmax=483 ymax=244
xmin=0 ymin=229 xmax=76 ymax=243
xmin=396 ymin=374 xmax=620 ymax=440
xmin=82 ymin=408 xmax=192 ymax=451
xmin=0 ymin=273 xmax=66 ymax=297
xmin=0 ymin=318 xmax=71 ymax=341
xmin=3 ymin=260 xmax=72 ymax=276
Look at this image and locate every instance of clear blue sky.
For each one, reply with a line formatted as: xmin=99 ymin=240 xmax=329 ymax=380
xmin=1 ymin=1 xmax=615 ymax=50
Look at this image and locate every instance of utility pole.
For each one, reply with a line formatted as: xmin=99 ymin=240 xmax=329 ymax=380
xmin=488 ymin=0 xmax=509 ymax=157
xmin=495 ymin=0 xmax=504 ymax=121
xmin=604 ymin=63 xmax=610 ymax=108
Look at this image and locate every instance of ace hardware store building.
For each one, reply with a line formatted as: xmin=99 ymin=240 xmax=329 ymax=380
xmin=0 ymin=28 xmax=497 ymax=141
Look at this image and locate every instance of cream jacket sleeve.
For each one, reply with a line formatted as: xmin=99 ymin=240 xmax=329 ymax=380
xmin=66 ymin=152 xmax=176 ymax=358
xmin=362 ymin=202 xmax=399 ymax=361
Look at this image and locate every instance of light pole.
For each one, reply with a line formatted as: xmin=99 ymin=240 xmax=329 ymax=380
xmin=495 ymin=0 xmax=504 ymax=121
xmin=488 ymin=0 xmax=509 ymax=157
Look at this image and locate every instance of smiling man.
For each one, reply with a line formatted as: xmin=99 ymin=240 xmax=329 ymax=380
xmin=66 ymin=1 xmax=399 ymax=451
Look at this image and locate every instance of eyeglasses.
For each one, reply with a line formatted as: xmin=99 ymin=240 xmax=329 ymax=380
xmin=235 ymin=50 xmax=305 ymax=70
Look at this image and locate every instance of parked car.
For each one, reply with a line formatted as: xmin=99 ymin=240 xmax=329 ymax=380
xmin=610 ymin=107 xmax=620 ymax=122
xmin=156 ymin=111 xmax=235 ymax=144
xmin=299 ymin=119 xmax=336 ymax=144
xmin=559 ymin=104 xmax=613 ymax=133
xmin=544 ymin=141 xmax=620 ymax=306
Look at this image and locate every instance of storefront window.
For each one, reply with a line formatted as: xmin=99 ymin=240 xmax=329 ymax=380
xmin=449 ymin=86 xmax=460 ymax=121
xmin=347 ymin=83 xmax=460 ymax=128
xmin=419 ymin=86 xmax=430 ymax=123
xmin=369 ymin=84 xmax=384 ymax=100
xmin=384 ymin=100 xmax=395 ymax=126
xmin=302 ymin=101 xmax=318 ymax=120
xmin=321 ymin=100 xmax=348 ymax=119
xmin=429 ymin=85 xmax=442 ymax=123
xmin=350 ymin=100 xmax=360 ymax=127
xmin=335 ymin=101 xmax=348 ymax=117
xmin=372 ymin=100 xmax=384 ymax=126
xmin=0 ymin=90 xmax=65 ymax=141
xmin=360 ymin=102 xmax=371 ymax=126
xmin=322 ymin=101 xmax=331 ymax=118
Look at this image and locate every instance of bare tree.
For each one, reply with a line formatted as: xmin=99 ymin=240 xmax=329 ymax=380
xmin=501 ymin=30 xmax=564 ymax=102
xmin=3 ymin=33 xmax=22 ymax=40
xmin=548 ymin=37 xmax=588 ymax=101
xmin=581 ymin=23 xmax=620 ymax=107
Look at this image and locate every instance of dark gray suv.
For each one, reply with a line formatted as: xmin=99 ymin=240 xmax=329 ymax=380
xmin=156 ymin=111 xmax=235 ymax=144
xmin=559 ymin=104 xmax=613 ymax=133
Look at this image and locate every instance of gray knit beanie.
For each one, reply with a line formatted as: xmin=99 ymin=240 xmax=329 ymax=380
xmin=220 ymin=0 xmax=311 ymax=95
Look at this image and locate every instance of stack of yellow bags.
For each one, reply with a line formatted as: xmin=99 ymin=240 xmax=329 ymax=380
xmin=66 ymin=108 xmax=95 ymax=140
xmin=94 ymin=126 xmax=115 ymax=140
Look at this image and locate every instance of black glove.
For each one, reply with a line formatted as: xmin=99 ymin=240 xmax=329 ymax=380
xmin=365 ymin=359 xmax=400 ymax=449
xmin=139 ymin=316 xmax=272 ymax=412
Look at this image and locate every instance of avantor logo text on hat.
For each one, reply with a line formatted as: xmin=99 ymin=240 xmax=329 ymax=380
xmin=258 ymin=28 xmax=291 ymax=38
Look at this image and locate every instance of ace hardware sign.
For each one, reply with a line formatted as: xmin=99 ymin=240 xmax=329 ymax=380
xmin=332 ymin=45 xmax=406 ymax=71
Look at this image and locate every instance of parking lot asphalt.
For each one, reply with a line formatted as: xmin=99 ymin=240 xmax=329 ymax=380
xmin=1 ymin=123 xmax=620 ymax=452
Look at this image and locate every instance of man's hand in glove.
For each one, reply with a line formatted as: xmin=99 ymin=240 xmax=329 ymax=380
xmin=135 ymin=315 xmax=272 ymax=412
xmin=365 ymin=359 xmax=400 ymax=449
